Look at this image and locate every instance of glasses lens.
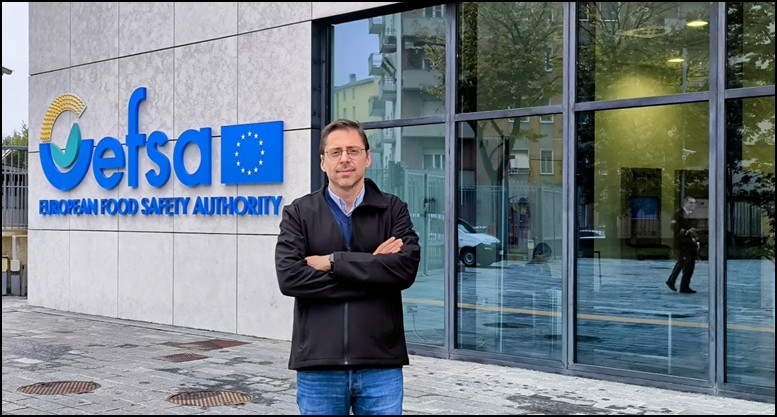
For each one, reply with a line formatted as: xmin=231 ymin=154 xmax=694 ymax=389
xmin=327 ymin=149 xmax=342 ymax=160
xmin=347 ymin=148 xmax=363 ymax=158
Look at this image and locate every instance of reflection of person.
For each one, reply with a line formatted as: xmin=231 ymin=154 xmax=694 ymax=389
xmin=666 ymin=196 xmax=699 ymax=294
xmin=275 ymin=119 xmax=421 ymax=415
xmin=526 ymin=242 xmax=553 ymax=279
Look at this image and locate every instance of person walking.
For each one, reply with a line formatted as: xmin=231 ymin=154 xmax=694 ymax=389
xmin=275 ymin=119 xmax=421 ymax=415
xmin=666 ymin=196 xmax=700 ymax=293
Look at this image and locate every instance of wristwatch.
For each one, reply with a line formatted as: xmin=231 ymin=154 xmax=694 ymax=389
xmin=329 ymin=253 xmax=335 ymax=274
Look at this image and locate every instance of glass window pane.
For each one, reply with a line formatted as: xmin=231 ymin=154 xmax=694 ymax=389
xmin=726 ymin=2 xmax=776 ymax=89
xmin=457 ymin=117 xmax=562 ymax=361
xmin=575 ymin=104 xmax=709 ymax=378
xmin=332 ymin=10 xmax=446 ymax=123
xmin=725 ymin=96 xmax=775 ymax=388
xmin=458 ymin=3 xmax=564 ymax=113
xmin=577 ymin=2 xmax=710 ymax=102
xmin=366 ymin=124 xmax=446 ymax=347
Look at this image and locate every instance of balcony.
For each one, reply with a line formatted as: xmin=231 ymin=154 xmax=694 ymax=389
xmin=380 ymin=28 xmax=397 ymax=54
xmin=369 ymin=53 xmax=383 ymax=76
xmin=402 ymin=69 xmax=440 ymax=90
xmin=369 ymin=96 xmax=385 ymax=117
xmin=368 ymin=16 xmax=384 ymax=34
xmin=379 ymin=77 xmax=397 ymax=101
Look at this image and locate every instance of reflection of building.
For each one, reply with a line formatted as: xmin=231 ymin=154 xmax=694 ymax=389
xmin=367 ymin=7 xmax=446 ymax=174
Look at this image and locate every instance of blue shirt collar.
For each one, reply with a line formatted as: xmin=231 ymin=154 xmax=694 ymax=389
xmin=327 ymin=185 xmax=365 ymax=217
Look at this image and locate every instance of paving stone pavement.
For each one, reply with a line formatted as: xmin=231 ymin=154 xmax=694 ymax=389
xmin=2 ymin=296 xmax=774 ymax=415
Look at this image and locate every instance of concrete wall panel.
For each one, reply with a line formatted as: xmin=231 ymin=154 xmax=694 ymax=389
xmin=119 ymin=2 xmax=174 ymax=56
xmin=68 ymin=231 xmax=118 ymax=317
xmin=71 ymin=2 xmax=119 ymax=66
xmin=118 ymin=232 xmax=174 ymax=324
xmin=26 ymin=229 xmax=70 ymax=310
xmin=173 ymin=233 xmax=237 ymax=332
xmin=29 ymin=2 xmax=70 ymax=74
xmin=236 ymin=234 xmax=293 ymax=340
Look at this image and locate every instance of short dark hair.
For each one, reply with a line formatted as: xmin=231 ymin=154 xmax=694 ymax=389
xmin=319 ymin=119 xmax=370 ymax=156
xmin=533 ymin=242 xmax=552 ymax=259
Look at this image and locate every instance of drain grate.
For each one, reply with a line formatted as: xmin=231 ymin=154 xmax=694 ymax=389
xmin=18 ymin=381 xmax=100 ymax=395
xmin=167 ymin=390 xmax=252 ymax=407
xmin=159 ymin=353 xmax=209 ymax=362
xmin=167 ymin=339 xmax=249 ymax=351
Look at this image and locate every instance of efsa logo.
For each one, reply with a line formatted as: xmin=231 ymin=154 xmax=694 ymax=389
xmin=39 ymin=94 xmax=93 ymax=191
xmin=39 ymin=87 xmax=284 ymax=191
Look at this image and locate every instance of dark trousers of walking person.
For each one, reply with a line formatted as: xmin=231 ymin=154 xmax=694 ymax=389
xmin=667 ymin=246 xmax=697 ymax=293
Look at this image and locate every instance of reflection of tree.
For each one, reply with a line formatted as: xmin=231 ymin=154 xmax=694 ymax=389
xmin=725 ymin=3 xmax=775 ymax=260
xmin=419 ymin=3 xmax=563 ymax=184
xmin=578 ymin=2 xmax=710 ymax=100
xmin=726 ymin=98 xmax=776 ymax=260
xmin=575 ymin=3 xmax=712 ymax=233
xmin=726 ymin=2 xmax=776 ymax=89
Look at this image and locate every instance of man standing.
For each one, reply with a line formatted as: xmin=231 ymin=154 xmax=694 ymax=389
xmin=275 ymin=119 xmax=421 ymax=415
xmin=666 ymin=196 xmax=699 ymax=293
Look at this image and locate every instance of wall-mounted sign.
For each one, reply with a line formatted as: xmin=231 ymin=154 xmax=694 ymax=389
xmin=38 ymin=87 xmax=284 ymax=217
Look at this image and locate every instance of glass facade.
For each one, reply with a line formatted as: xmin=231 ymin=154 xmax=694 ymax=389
xmin=576 ymin=104 xmax=710 ymax=379
xmin=324 ymin=2 xmax=775 ymax=400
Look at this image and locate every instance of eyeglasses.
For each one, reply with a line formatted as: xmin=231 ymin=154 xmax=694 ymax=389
xmin=324 ymin=147 xmax=366 ymax=161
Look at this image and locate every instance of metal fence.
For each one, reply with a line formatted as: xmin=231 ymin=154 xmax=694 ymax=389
xmin=2 ymin=146 xmax=28 ymax=229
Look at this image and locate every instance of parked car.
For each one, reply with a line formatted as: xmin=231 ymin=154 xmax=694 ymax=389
xmin=458 ymin=219 xmax=502 ymax=267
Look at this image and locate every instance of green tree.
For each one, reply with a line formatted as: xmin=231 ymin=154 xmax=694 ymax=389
xmin=2 ymin=122 xmax=28 ymax=146
xmin=2 ymin=122 xmax=29 ymax=169
xmin=419 ymin=2 xmax=563 ymax=185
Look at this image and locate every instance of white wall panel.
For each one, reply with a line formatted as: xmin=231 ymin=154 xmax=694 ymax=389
xmin=238 ymin=2 xmax=311 ymax=33
xmin=69 ymin=231 xmax=118 ymax=317
xmin=119 ymin=2 xmax=174 ymax=56
xmin=118 ymin=232 xmax=174 ymax=324
xmin=173 ymin=38 xmax=238 ymax=139
xmin=237 ymin=234 xmax=293 ymax=340
xmin=27 ymin=229 xmax=70 ymax=310
xmin=29 ymin=3 xmax=70 ymax=74
xmin=237 ymin=24 xmax=311 ymax=131
xmin=71 ymin=2 xmax=119 ymax=66
xmin=174 ymin=2 xmax=238 ymax=46
xmin=173 ymin=233 xmax=237 ymax=332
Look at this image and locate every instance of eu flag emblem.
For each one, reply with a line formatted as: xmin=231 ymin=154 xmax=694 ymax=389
xmin=220 ymin=121 xmax=283 ymax=184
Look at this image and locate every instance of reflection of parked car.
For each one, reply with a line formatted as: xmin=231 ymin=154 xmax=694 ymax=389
xmin=578 ymin=229 xmax=605 ymax=257
xmin=458 ymin=219 xmax=502 ymax=267
xmin=579 ymin=229 xmax=605 ymax=240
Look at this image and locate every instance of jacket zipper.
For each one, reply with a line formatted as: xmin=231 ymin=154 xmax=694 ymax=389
xmin=343 ymin=245 xmax=351 ymax=365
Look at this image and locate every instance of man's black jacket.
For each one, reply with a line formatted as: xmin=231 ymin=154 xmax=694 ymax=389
xmin=275 ymin=179 xmax=421 ymax=370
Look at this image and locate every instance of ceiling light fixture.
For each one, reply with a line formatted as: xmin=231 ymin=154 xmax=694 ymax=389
xmin=687 ymin=20 xmax=708 ymax=28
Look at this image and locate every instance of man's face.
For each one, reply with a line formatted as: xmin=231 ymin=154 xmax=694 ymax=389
xmin=320 ymin=128 xmax=371 ymax=193
xmin=685 ymin=198 xmax=697 ymax=211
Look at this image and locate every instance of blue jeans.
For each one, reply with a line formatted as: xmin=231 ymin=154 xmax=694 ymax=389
xmin=296 ymin=368 xmax=403 ymax=415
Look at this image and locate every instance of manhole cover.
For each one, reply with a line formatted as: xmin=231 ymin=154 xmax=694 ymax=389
xmin=159 ymin=353 xmax=209 ymax=362
xmin=167 ymin=390 xmax=252 ymax=407
xmin=18 ymin=381 xmax=100 ymax=395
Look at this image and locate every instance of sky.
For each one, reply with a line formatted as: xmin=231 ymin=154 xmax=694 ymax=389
xmin=2 ymin=2 xmax=29 ymax=139
xmin=333 ymin=19 xmax=376 ymax=86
